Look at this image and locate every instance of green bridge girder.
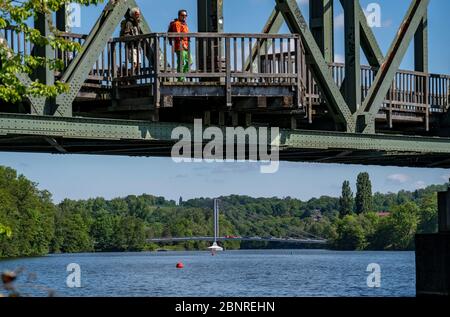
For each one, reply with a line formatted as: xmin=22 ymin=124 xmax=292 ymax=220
xmin=1 ymin=113 xmax=450 ymax=168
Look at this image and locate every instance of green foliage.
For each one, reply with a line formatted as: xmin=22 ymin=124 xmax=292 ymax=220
xmin=0 ymin=165 xmax=445 ymax=256
xmin=0 ymin=166 xmax=56 ymax=258
xmin=53 ymin=211 xmax=93 ymax=253
xmin=113 ymin=216 xmax=146 ymax=251
xmin=355 ymin=172 xmax=373 ymax=214
xmin=385 ymin=203 xmax=419 ymax=250
xmin=0 ymin=0 xmax=103 ymax=103
xmin=417 ymin=193 xmax=438 ymax=234
xmin=0 ymin=223 xmax=12 ymax=238
xmin=339 ymin=180 xmax=354 ymax=218
xmin=333 ymin=215 xmax=367 ymax=250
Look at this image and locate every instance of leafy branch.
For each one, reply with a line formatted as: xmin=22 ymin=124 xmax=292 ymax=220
xmin=0 ymin=0 xmax=104 ymax=103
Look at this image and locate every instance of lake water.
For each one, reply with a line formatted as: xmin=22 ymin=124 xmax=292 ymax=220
xmin=0 ymin=250 xmax=416 ymax=297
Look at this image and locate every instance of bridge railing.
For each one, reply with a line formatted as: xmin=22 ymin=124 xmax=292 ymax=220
xmin=109 ymin=32 xmax=306 ymax=106
xmin=0 ymin=27 xmax=111 ymax=88
xmin=2 ymin=27 xmax=449 ymax=125
xmin=0 ymin=26 xmax=33 ymax=61
xmin=329 ymin=63 xmax=450 ymax=111
xmin=57 ymin=32 xmax=111 ymax=87
xmin=429 ymin=73 xmax=450 ymax=112
xmin=109 ymin=34 xmax=156 ymax=86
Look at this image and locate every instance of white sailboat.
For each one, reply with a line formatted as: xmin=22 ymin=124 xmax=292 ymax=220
xmin=208 ymin=199 xmax=223 ymax=255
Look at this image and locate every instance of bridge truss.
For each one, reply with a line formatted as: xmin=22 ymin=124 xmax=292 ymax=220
xmin=1 ymin=0 xmax=450 ymax=167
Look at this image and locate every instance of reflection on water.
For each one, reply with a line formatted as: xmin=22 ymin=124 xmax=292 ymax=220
xmin=0 ymin=249 xmax=415 ymax=297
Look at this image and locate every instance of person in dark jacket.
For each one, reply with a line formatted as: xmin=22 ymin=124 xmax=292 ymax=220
xmin=120 ymin=8 xmax=143 ymax=71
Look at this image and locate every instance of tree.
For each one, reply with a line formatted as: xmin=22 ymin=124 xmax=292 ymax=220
xmin=0 ymin=0 xmax=103 ymax=103
xmin=417 ymin=193 xmax=438 ymax=234
xmin=53 ymin=211 xmax=93 ymax=253
xmin=0 ymin=223 xmax=11 ymax=237
xmin=113 ymin=216 xmax=146 ymax=251
xmin=355 ymin=172 xmax=373 ymax=214
xmin=90 ymin=211 xmax=116 ymax=251
xmin=0 ymin=166 xmax=56 ymax=257
xmin=388 ymin=203 xmax=419 ymax=250
xmin=339 ymin=180 xmax=354 ymax=218
xmin=332 ymin=215 xmax=367 ymax=250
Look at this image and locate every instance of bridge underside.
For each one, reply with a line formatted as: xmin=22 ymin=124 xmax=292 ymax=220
xmin=1 ymin=113 xmax=450 ymax=168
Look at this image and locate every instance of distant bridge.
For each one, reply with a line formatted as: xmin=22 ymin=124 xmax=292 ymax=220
xmin=147 ymin=199 xmax=328 ymax=247
xmin=147 ymin=236 xmax=328 ymax=245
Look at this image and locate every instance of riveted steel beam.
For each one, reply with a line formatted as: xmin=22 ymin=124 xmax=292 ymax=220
xmin=262 ymin=9 xmax=285 ymax=35
xmin=56 ymin=0 xmax=153 ymax=117
xmin=414 ymin=8 xmax=428 ymax=73
xmin=309 ymin=0 xmax=334 ymax=63
xmin=197 ymin=0 xmax=224 ymax=76
xmin=343 ymin=0 xmax=361 ymax=114
xmin=337 ymin=0 xmax=384 ymax=101
xmin=1 ymin=113 xmax=450 ymax=157
xmin=15 ymin=74 xmax=47 ymax=115
xmin=44 ymin=137 xmax=68 ymax=153
xmin=33 ymin=14 xmax=54 ymax=89
xmin=356 ymin=2 xmax=384 ymax=68
xmin=31 ymin=13 xmax=56 ymax=115
xmin=275 ymin=0 xmax=355 ymax=132
xmin=244 ymin=8 xmax=284 ymax=72
xmin=56 ymin=5 xmax=68 ymax=32
xmin=358 ymin=0 xmax=429 ymax=133
xmin=198 ymin=0 xmax=224 ymax=33
xmin=56 ymin=0 xmax=130 ymax=117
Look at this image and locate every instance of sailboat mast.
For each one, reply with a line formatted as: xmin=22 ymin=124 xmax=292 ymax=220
xmin=214 ymin=199 xmax=219 ymax=243
xmin=216 ymin=199 xmax=219 ymax=241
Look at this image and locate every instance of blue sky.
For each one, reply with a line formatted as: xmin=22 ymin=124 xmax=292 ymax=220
xmin=72 ymin=0 xmax=450 ymax=74
xmin=1 ymin=0 xmax=449 ymax=203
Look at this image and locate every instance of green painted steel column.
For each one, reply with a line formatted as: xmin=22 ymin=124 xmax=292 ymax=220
xmin=309 ymin=0 xmax=334 ymax=63
xmin=198 ymin=0 xmax=224 ymax=33
xmin=244 ymin=8 xmax=284 ymax=72
xmin=33 ymin=13 xmax=54 ymax=87
xmin=343 ymin=0 xmax=361 ymax=114
xmin=357 ymin=0 xmax=430 ymax=132
xmin=33 ymin=13 xmax=55 ymax=115
xmin=197 ymin=0 xmax=224 ymax=77
xmin=56 ymin=4 xmax=68 ymax=32
xmin=56 ymin=4 xmax=68 ymax=63
xmin=414 ymin=8 xmax=428 ymax=73
xmin=276 ymin=0 xmax=355 ymax=132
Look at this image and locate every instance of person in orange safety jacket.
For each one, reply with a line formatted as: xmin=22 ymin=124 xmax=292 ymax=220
xmin=168 ymin=10 xmax=191 ymax=81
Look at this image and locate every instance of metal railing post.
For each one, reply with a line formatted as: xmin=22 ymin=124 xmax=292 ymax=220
xmin=154 ymin=36 xmax=161 ymax=109
xmin=225 ymin=37 xmax=232 ymax=107
xmin=425 ymin=72 xmax=430 ymax=131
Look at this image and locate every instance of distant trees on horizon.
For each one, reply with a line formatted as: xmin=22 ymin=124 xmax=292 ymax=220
xmin=0 ymin=166 xmax=445 ymax=258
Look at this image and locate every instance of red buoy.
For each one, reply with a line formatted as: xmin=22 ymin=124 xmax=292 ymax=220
xmin=176 ymin=262 xmax=184 ymax=269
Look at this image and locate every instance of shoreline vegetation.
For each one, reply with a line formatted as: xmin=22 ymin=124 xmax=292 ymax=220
xmin=0 ymin=165 xmax=443 ymax=259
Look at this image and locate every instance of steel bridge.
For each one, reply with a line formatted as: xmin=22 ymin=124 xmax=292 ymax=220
xmin=1 ymin=0 xmax=450 ymax=167
xmin=148 ymin=199 xmax=328 ymax=246
xmin=147 ymin=236 xmax=327 ymax=245
xmin=1 ymin=0 xmax=450 ymax=296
